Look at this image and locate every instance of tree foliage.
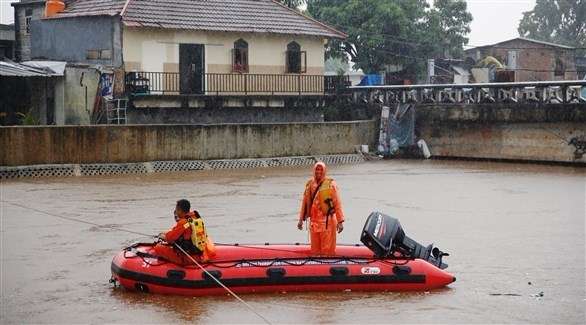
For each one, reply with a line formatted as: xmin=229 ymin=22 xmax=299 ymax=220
xmin=426 ymin=0 xmax=472 ymax=59
xmin=278 ymin=0 xmax=306 ymax=9
xmin=518 ymin=0 xmax=585 ymax=50
xmin=307 ymin=0 xmax=472 ymax=78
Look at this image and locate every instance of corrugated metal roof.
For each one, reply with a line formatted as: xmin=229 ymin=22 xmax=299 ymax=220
xmin=22 ymin=61 xmax=66 ymax=75
xmin=51 ymin=0 xmax=346 ymax=39
xmin=0 ymin=61 xmax=63 ymax=77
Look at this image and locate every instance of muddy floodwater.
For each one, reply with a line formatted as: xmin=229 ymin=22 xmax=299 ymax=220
xmin=1 ymin=160 xmax=585 ymax=324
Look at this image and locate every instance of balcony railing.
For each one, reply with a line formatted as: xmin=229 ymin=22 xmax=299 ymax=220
xmin=125 ymin=72 xmax=350 ymax=96
xmin=351 ymin=80 xmax=586 ymax=105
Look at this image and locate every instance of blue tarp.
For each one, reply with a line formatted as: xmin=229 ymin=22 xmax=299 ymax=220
xmin=358 ymin=74 xmax=383 ymax=86
xmin=377 ymin=104 xmax=416 ymax=156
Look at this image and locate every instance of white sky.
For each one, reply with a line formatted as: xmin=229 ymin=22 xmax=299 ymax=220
xmin=462 ymin=0 xmax=536 ymax=46
xmin=1 ymin=0 xmax=536 ymax=47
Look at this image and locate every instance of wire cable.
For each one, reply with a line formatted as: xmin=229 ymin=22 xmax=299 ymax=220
xmin=2 ymin=200 xmax=273 ymax=325
xmin=173 ymin=244 xmax=272 ymax=325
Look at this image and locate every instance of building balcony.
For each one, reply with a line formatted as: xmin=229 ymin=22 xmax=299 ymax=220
xmin=125 ymin=72 xmax=350 ymax=97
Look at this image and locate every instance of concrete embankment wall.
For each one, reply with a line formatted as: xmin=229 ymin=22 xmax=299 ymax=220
xmin=127 ymin=105 xmax=325 ymax=124
xmin=0 ymin=121 xmax=376 ymax=166
xmin=416 ymin=104 xmax=586 ymax=164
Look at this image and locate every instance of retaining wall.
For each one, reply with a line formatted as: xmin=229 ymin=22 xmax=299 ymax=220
xmin=0 ymin=121 xmax=376 ymax=166
xmin=127 ymin=106 xmax=324 ymax=124
xmin=416 ymin=104 xmax=586 ymax=164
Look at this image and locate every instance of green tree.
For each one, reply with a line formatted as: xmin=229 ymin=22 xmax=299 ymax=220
xmin=426 ymin=0 xmax=472 ymax=59
xmin=307 ymin=0 xmax=472 ymax=78
xmin=518 ymin=0 xmax=585 ymax=50
xmin=278 ymin=0 xmax=306 ymax=9
xmin=308 ymin=0 xmax=427 ymax=74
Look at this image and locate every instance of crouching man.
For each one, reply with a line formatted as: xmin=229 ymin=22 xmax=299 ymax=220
xmin=154 ymin=199 xmax=216 ymax=266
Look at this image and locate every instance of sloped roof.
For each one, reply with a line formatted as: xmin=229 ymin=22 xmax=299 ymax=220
xmin=510 ymin=37 xmax=575 ymax=49
xmin=0 ymin=60 xmax=64 ymax=77
xmin=466 ymin=37 xmax=575 ymax=52
xmin=51 ymin=0 xmax=346 ymax=39
xmin=50 ymin=0 xmax=126 ymax=18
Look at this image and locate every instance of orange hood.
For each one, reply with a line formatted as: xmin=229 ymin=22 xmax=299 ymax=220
xmin=313 ymin=162 xmax=327 ymax=182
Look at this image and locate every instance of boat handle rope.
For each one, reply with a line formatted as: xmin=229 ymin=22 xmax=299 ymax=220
xmin=130 ymin=247 xmax=411 ymax=269
xmin=2 ymin=201 xmax=272 ymax=325
xmin=130 ymin=249 xmax=384 ymax=268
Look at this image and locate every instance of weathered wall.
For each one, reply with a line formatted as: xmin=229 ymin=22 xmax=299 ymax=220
xmin=0 ymin=24 xmax=15 ymax=59
xmin=12 ymin=1 xmax=45 ymax=61
xmin=416 ymin=104 xmax=586 ymax=164
xmin=0 ymin=121 xmax=376 ymax=166
xmin=420 ymin=122 xmax=585 ymax=163
xmin=63 ymin=66 xmax=100 ymax=125
xmin=31 ymin=16 xmax=122 ymax=67
xmin=127 ymin=106 xmax=324 ymax=124
xmin=123 ymin=28 xmax=325 ymax=75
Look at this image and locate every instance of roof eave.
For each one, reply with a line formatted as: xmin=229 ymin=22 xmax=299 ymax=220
xmin=45 ymin=13 xmax=120 ymax=20
xmin=491 ymin=37 xmax=575 ymax=50
xmin=121 ymin=20 xmax=345 ymax=39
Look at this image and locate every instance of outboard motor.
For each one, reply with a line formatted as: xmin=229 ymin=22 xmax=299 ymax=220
xmin=360 ymin=212 xmax=449 ymax=269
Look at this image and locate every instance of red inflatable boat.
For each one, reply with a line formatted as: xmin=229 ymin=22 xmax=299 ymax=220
xmin=111 ymin=242 xmax=456 ymax=296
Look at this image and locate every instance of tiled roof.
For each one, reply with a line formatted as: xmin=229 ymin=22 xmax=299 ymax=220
xmin=51 ymin=0 xmax=346 ymax=39
xmin=51 ymin=0 xmax=126 ymax=18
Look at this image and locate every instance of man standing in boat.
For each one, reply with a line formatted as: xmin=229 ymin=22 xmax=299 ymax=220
xmin=154 ymin=199 xmax=215 ymax=265
xmin=297 ymin=162 xmax=345 ymax=255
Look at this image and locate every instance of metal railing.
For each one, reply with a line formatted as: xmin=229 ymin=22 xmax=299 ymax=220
xmin=125 ymin=72 xmax=350 ymax=95
xmin=351 ymin=80 xmax=586 ymax=105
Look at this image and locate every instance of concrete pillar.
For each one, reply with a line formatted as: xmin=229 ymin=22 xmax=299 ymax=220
xmin=38 ymin=79 xmax=47 ymax=124
xmin=54 ymin=77 xmax=65 ymax=125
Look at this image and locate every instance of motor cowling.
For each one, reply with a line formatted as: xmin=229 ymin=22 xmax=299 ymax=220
xmin=360 ymin=212 xmax=449 ymax=269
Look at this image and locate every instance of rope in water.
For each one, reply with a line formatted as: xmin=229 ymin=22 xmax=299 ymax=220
xmin=2 ymin=201 xmax=272 ymax=325
xmin=173 ymin=244 xmax=272 ymax=325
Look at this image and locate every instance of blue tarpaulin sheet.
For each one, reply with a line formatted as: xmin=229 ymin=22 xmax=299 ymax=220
xmin=358 ymin=74 xmax=383 ymax=86
xmin=377 ymin=104 xmax=415 ymax=156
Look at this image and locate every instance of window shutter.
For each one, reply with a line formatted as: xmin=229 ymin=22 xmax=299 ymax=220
xmin=301 ymin=51 xmax=307 ymax=73
xmin=286 ymin=50 xmax=303 ymax=73
xmin=242 ymin=49 xmax=249 ymax=73
xmin=231 ymin=48 xmax=236 ymax=72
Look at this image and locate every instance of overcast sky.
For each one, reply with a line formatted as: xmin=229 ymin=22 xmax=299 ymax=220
xmin=1 ymin=0 xmax=536 ymax=47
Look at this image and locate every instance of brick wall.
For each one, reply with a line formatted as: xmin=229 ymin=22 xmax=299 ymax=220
xmin=466 ymin=39 xmax=578 ymax=82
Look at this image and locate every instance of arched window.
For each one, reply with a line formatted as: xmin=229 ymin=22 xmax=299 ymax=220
xmin=286 ymin=41 xmax=306 ymax=73
xmin=232 ymin=39 xmax=249 ymax=73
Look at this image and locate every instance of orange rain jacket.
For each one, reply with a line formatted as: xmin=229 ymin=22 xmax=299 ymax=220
xmin=299 ymin=162 xmax=345 ymax=255
xmin=154 ymin=211 xmax=215 ymax=265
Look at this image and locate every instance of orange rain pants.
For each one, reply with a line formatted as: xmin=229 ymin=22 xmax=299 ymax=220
xmin=310 ymin=220 xmax=338 ymax=255
xmin=153 ymin=244 xmax=194 ymax=266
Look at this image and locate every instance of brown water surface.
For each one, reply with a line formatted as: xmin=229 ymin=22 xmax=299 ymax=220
xmin=1 ymin=160 xmax=585 ymax=324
